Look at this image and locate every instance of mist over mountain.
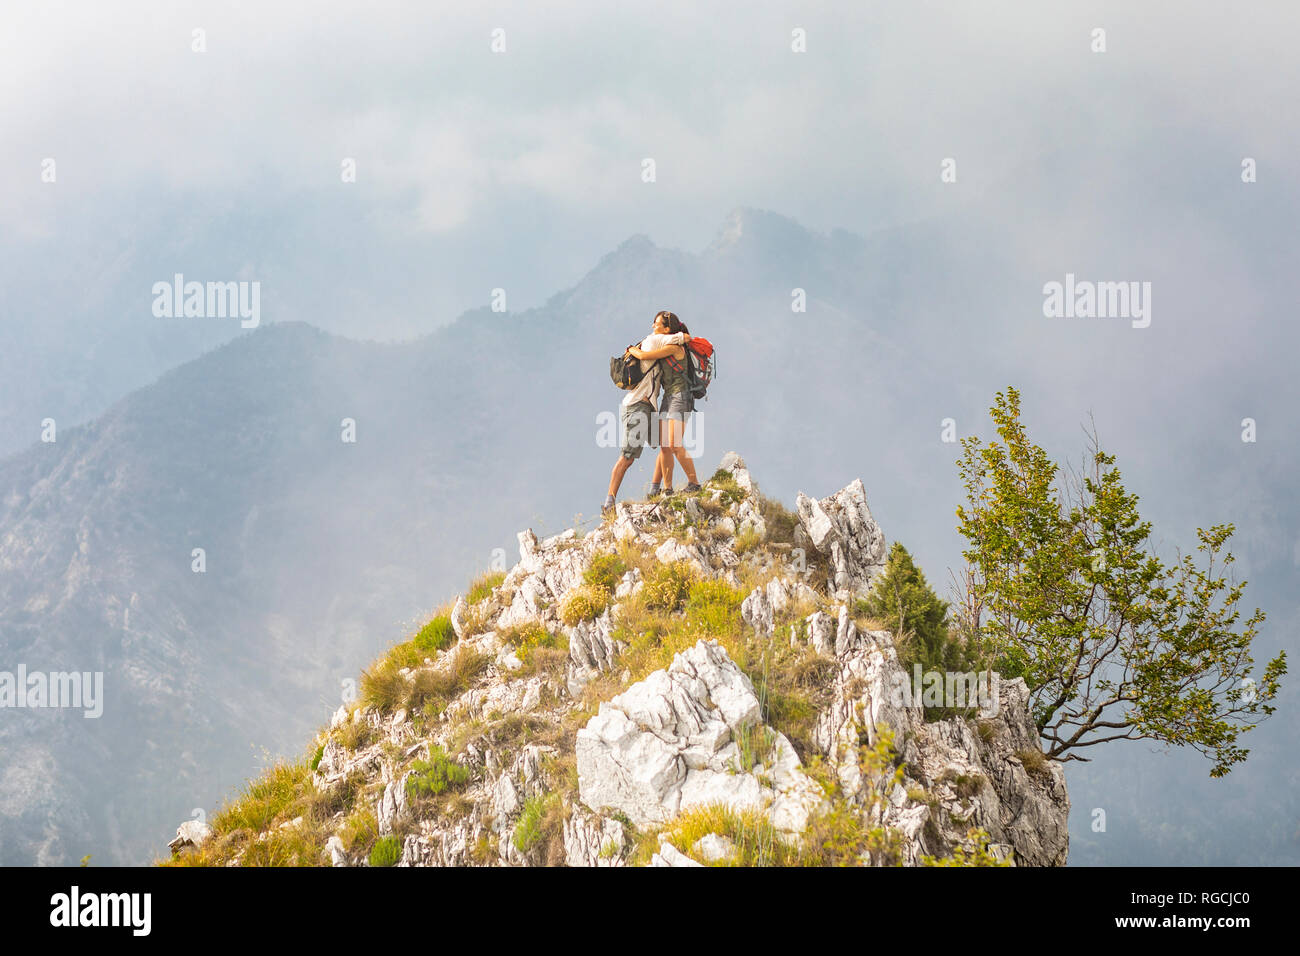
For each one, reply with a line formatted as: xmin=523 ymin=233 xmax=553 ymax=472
xmin=0 ymin=197 xmax=1297 ymax=865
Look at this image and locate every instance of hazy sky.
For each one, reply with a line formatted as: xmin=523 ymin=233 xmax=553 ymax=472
xmin=4 ymin=1 xmax=1298 ymax=337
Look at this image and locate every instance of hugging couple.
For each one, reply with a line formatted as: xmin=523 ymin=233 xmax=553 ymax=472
xmin=602 ymin=310 xmax=700 ymax=515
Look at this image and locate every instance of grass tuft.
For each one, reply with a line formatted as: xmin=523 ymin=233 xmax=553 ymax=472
xmin=467 ymin=570 xmax=506 ymax=605
xmin=369 ymin=835 xmax=402 ymax=867
xmin=414 ymin=614 xmax=456 ymax=655
xmin=409 ymin=644 xmax=491 ymax=716
xmin=406 ymin=747 xmax=471 ymax=801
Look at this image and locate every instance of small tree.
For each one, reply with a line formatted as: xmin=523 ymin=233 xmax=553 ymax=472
xmin=859 ymin=543 xmax=965 ymax=674
xmin=956 ymin=387 xmax=1285 ymax=777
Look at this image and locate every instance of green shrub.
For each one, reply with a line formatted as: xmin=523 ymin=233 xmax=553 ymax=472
xmin=406 ymin=747 xmax=471 ymax=799
xmin=512 ymin=796 xmax=546 ymax=854
xmin=797 ymin=727 xmax=908 ymax=866
xmin=309 ymin=744 xmax=325 ymax=772
xmin=369 ymin=835 xmax=401 ymax=867
xmin=708 ymin=469 xmax=746 ymax=504
xmin=685 ymin=579 xmax=744 ymax=635
xmin=857 ymin=543 xmax=972 ymax=706
xmin=414 ymin=614 xmax=456 ymax=655
xmin=511 ymin=794 xmax=565 ymax=861
xmin=583 ymin=553 xmax=628 ymax=595
xmin=560 ymin=585 xmax=609 ymax=625
xmin=643 ymin=561 xmax=697 ymax=613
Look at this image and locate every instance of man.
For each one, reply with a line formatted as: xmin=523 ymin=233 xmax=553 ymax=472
xmin=602 ymin=311 xmax=695 ymax=515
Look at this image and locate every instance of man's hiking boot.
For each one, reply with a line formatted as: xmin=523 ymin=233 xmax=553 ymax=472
xmin=684 ymin=482 xmax=702 ymax=493
xmin=601 ymin=494 xmax=616 ymax=516
xmin=646 ymin=483 xmax=662 ymax=499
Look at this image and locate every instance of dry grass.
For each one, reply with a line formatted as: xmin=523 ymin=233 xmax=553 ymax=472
xmin=360 ymin=657 xmax=410 ymax=712
xmin=161 ymin=754 xmax=347 ymax=867
xmin=409 ymin=644 xmax=491 ymax=715
xmin=467 ymin=570 xmax=506 ymax=605
xmin=1016 ymin=747 xmax=1052 ymax=778
xmin=635 ymin=802 xmax=799 ymax=867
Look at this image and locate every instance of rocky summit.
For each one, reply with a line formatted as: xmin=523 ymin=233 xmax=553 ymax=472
xmin=164 ymin=452 xmax=1069 ymax=867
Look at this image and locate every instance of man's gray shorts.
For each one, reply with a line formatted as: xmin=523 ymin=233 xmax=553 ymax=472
xmin=620 ymin=400 xmax=656 ymax=460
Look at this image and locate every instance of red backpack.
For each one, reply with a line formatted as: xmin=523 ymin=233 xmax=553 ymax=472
xmin=666 ymin=337 xmax=715 ymax=401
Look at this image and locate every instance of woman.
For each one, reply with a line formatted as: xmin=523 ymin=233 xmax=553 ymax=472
xmin=641 ymin=311 xmax=701 ymax=496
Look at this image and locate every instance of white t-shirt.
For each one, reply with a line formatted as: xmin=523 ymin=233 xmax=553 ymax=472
xmin=622 ymin=332 xmax=689 ymax=408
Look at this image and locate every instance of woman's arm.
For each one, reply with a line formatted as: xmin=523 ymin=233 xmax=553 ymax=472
xmin=629 ymin=343 xmax=686 ymax=360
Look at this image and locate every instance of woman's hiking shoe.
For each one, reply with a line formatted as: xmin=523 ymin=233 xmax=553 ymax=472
xmin=684 ymin=482 xmax=702 ymax=492
xmin=646 ymin=484 xmax=662 ymax=499
xmin=601 ymin=494 xmax=616 ymax=515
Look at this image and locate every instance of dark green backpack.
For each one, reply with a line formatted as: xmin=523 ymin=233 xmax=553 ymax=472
xmin=610 ymin=345 xmax=647 ymax=390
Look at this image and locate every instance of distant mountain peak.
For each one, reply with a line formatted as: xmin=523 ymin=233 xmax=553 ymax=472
xmin=705 ymin=207 xmax=816 ymax=259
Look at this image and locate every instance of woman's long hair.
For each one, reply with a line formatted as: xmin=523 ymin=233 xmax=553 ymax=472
xmin=656 ymin=310 xmax=690 ymax=336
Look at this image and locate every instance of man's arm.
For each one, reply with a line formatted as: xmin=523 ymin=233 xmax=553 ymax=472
xmin=631 ymin=343 xmax=685 ymax=359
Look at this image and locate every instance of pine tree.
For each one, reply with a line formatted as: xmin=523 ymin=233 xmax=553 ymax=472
xmin=859 ymin=542 xmax=964 ymax=675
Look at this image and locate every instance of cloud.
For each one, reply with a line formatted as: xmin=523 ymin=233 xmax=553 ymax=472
xmin=5 ymin=1 xmax=1297 ymax=245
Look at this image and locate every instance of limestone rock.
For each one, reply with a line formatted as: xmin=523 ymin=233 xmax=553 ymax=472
xmin=692 ymin=833 xmax=738 ymax=864
xmin=167 ymin=819 xmax=214 ymax=855
xmin=576 ymin=640 xmax=823 ymax=834
xmin=326 ymin=835 xmax=347 ymax=866
xmin=805 ymin=618 xmax=1070 ymax=866
xmin=654 ymin=537 xmax=707 ymax=574
xmin=566 ymin=607 xmax=624 ymax=697
xmin=650 ymin=842 xmax=702 ymax=867
xmin=563 ymin=807 xmax=627 ymax=867
xmin=717 ymin=451 xmax=758 ymax=495
xmin=614 ymin=568 xmax=643 ymax=598
xmin=741 ymin=577 xmax=821 ymax=638
xmin=795 ymin=478 xmax=887 ymax=600
xmin=378 ymin=770 xmax=411 ymax=835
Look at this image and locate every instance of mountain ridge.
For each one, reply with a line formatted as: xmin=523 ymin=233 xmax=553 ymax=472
xmin=164 ymin=453 xmax=1069 ymax=867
